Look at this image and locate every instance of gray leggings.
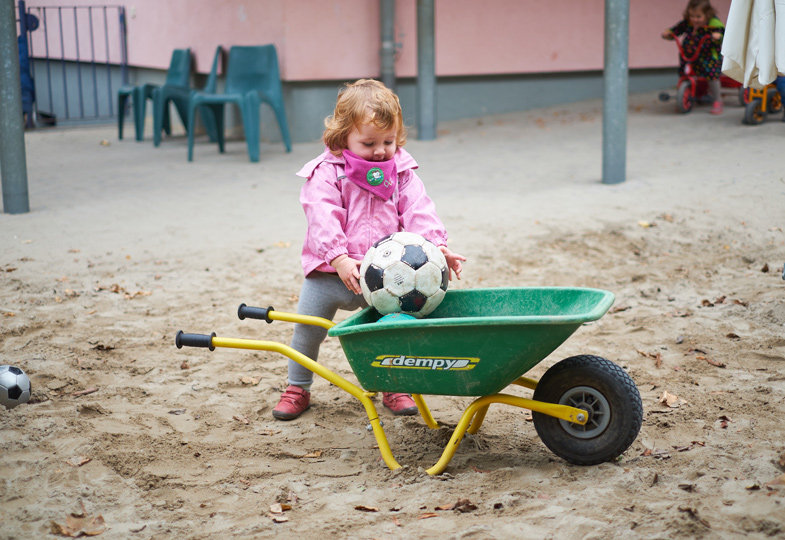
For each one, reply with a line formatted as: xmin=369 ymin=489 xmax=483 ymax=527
xmin=287 ymin=272 xmax=367 ymax=387
xmin=708 ymin=79 xmax=720 ymax=102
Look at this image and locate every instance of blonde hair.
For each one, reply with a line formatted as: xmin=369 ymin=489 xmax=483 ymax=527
xmin=323 ymin=79 xmax=407 ymax=155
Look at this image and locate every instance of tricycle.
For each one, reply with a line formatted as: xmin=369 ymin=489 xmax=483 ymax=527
xmin=658 ymin=34 xmax=744 ymax=113
xmin=741 ymin=83 xmax=783 ymax=124
xmin=176 ymin=287 xmax=643 ymax=475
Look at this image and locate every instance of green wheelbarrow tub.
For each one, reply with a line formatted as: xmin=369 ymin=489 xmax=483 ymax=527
xmin=328 ymin=287 xmax=615 ymax=396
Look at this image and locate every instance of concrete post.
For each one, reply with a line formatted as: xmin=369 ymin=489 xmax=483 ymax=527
xmin=602 ymin=0 xmax=629 ymax=184
xmin=380 ymin=0 xmax=396 ymax=91
xmin=416 ymin=0 xmax=436 ymax=140
xmin=0 ymin=0 xmax=31 ymax=213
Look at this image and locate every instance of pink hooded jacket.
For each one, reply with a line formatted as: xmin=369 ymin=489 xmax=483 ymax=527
xmin=297 ymin=147 xmax=448 ymax=276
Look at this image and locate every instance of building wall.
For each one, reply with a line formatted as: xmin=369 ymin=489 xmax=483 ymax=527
xmin=24 ymin=0 xmax=733 ymax=78
xmin=21 ymin=0 xmax=734 ymax=141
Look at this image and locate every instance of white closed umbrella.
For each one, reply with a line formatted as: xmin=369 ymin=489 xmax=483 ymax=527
xmin=722 ymin=0 xmax=785 ymax=88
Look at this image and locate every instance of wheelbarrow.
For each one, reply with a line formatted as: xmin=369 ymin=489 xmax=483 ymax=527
xmin=176 ymin=287 xmax=643 ymax=475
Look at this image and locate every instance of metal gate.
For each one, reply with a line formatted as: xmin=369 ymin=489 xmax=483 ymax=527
xmin=16 ymin=1 xmax=128 ymax=125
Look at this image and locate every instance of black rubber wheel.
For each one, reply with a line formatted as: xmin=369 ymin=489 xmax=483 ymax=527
xmin=532 ymin=355 xmax=643 ymax=465
xmin=738 ymin=87 xmax=748 ymax=106
xmin=767 ymin=88 xmax=782 ymax=113
xmin=677 ymin=80 xmax=693 ymax=113
xmin=743 ymin=98 xmax=765 ymax=125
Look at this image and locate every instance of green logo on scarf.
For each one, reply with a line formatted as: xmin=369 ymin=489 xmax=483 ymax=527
xmin=367 ymin=168 xmax=384 ymax=186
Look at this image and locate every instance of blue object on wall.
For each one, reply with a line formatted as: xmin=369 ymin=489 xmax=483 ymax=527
xmin=18 ymin=35 xmax=34 ymax=125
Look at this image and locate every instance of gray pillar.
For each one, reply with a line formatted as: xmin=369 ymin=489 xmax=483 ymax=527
xmin=380 ymin=0 xmax=396 ymax=91
xmin=0 ymin=0 xmax=30 ymax=213
xmin=602 ymin=0 xmax=629 ymax=184
xmin=416 ymin=0 xmax=436 ymax=140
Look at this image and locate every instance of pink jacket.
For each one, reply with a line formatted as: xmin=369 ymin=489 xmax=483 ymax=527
xmin=297 ymin=148 xmax=448 ymax=276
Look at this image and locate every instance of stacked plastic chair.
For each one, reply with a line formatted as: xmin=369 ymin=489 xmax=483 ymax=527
xmin=152 ymin=46 xmax=223 ymax=147
xmin=117 ymin=48 xmax=191 ymax=141
xmin=186 ymin=45 xmax=291 ymax=162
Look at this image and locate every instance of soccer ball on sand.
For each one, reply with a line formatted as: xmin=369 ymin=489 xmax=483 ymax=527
xmin=0 ymin=365 xmax=32 ymax=410
xmin=360 ymin=232 xmax=449 ymax=318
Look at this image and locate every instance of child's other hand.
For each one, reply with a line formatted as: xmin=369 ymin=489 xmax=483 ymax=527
xmin=331 ymin=255 xmax=362 ymax=294
xmin=662 ymin=30 xmax=674 ymax=40
xmin=439 ymin=246 xmax=466 ymax=281
xmin=711 ymin=31 xmax=722 ymax=40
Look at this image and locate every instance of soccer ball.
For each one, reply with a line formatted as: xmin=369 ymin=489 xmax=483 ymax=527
xmin=0 ymin=365 xmax=32 ymax=410
xmin=360 ymin=232 xmax=449 ymax=318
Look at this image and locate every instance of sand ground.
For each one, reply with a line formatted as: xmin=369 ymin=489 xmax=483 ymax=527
xmin=1 ymin=91 xmax=784 ymax=539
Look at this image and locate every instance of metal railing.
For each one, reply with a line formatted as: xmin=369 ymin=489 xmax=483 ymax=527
xmin=17 ymin=1 xmax=128 ymax=124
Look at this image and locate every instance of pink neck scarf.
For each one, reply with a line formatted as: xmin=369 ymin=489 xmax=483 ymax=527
xmin=341 ymin=150 xmax=397 ymax=200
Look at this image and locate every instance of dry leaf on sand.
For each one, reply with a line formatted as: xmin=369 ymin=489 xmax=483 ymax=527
xmin=50 ymin=501 xmax=106 ymax=537
xmin=659 ymin=390 xmax=687 ymax=408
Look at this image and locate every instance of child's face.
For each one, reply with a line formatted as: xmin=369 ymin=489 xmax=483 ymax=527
xmin=346 ymin=121 xmax=398 ymax=161
xmin=688 ymin=8 xmax=707 ymax=27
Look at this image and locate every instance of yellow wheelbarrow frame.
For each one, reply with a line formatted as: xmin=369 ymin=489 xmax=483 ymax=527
xmin=177 ymin=308 xmax=588 ymax=476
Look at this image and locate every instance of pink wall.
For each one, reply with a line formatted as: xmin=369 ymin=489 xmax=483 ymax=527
xmin=24 ymin=0 xmax=732 ymax=80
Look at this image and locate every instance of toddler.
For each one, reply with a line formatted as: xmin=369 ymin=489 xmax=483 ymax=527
xmin=662 ymin=0 xmax=725 ymax=114
xmin=273 ymin=79 xmax=466 ymax=420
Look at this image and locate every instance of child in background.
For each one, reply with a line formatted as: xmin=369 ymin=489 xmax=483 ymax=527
xmin=662 ymin=0 xmax=725 ymax=114
xmin=777 ymin=76 xmax=785 ymax=121
xmin=273 ymin=79 xmax=466 ymax=421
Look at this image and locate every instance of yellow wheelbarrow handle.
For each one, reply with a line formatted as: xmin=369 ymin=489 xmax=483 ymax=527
xmin=237 ymin=303 xmax=335 ymax=330
xmin=210 ymin=334 xmax=403 ymax=471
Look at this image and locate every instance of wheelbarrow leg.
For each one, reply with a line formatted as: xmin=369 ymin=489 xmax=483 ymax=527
xmin=206 ymin=335 xmax=404 ymax=471
xmin=412 ymin=394 xmax=439 ymax=429
xmin=427 ymin=396 xmax=496 ymax=475
xmin=465 ymin=376 xmax=538 ymax=434
xmin=358 ymin=397 xmax=403 ymax=471
xmin=466 ymin=404 xmax=491 ymax=435
xmin=425 ymin=393 xmax=590 ymax=475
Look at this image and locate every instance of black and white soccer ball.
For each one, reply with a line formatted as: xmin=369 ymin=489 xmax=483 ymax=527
xmin=360 ymin=232 xmax=449 ymax=318
xmin=0 ymin=365 xmax=32 ymax=410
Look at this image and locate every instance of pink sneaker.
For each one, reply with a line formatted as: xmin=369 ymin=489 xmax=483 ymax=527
xmin=272 ymin=385 xmax=310 ymax=420
xmin=382 ymin=392 xmax=418 ymax=416
xmin=711 ymin=100 xmax=723 ymax=115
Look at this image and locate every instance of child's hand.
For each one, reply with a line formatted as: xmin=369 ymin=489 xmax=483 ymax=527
xmin=662 ymin=30 xmax=674 ymax=40
xmin=331 ymin=255 xmax=362 ymax=294
xmin=439 ymin=246 xmax=466 ymax=281
xmin=711 ymin=31 xmax=722 ymax=40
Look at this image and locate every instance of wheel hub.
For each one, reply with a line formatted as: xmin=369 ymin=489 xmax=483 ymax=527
xmin=558 ymin=386 xmax=611 ymax=439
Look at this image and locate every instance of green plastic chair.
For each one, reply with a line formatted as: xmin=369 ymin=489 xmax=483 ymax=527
xmin=152 ymin=46 xmax=223 ymax=147
xmin=186 ymin=45 xmax=291 ymax=162
xmin=117 ymin=48 xmax=191 ymax=141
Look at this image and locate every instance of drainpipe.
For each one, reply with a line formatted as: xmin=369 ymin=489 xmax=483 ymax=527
xmin=380 ymin=0 xmax=395 ymax=91
xmin=416 ymin=0 xmax=435 ymax=140
xmin=0 ymin=0 xmax=31 ymax=213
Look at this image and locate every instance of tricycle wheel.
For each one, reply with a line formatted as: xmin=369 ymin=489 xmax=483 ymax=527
xmin=532 ymin=355 xmax=642 ymax=465
xmin=767 ymin=88 xmax=782 ymax=113
xmin=739 ymin=87 xmax=748 ymax=106
xmin=743 ymin=98 xmax=765 ymax=124
xmin=677 ymin=80 xmax=693 ymax=113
